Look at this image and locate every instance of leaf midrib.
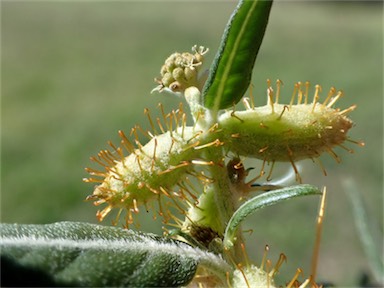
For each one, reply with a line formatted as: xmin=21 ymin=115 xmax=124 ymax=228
xmin=213 ymin=1 xmax=258 ymax=114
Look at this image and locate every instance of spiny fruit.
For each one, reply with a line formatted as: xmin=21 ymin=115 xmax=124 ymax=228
xmin=219 ymin=80 xmax=363 ymax=181
xmin=84 ymin=105 xmax=206 ymax=226
xmin=228 ymin=244 xmax=319 ymax=288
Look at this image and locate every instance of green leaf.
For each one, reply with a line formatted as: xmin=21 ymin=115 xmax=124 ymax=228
xmin=202 ymin=0 xmax=273 ymax=112
xmin=223 ymin=185 xmax=322 ymax=249
xmin=0 ymin=222 xmax=230 ymax=287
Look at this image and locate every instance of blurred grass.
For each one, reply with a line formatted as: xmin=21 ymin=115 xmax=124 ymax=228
xmin=2 ymin=1 xmax=382 ymax=286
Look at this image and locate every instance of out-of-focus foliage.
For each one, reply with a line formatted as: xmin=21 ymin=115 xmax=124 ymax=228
xmin=2 ymin=2 xmax=382 ymax=286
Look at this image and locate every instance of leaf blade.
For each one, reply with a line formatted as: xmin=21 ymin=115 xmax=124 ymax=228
xmin=202 ymin=0 xmax=273 ymax=112
xmin=223 ymin=185 xmax=322 ymax=249
xmin=0 ymin=222 xmax=230 ymax=287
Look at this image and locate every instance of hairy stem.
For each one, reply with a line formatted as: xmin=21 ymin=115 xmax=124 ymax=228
xmin=203 ymin=145 xmax=246 ymax=262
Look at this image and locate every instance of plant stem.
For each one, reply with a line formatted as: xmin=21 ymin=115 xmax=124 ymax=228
xmin=203 ymin=145 xmax=246 ymax=263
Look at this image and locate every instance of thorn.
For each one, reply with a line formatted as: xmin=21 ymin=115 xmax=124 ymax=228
xmin=98 ymin=150 xmax=116 ymax=166
xmin=289 ymin=82 xmax=299 ymax=108
xmin=259 ymin=122 xmax=269 ymax=129
xmin=226 ymin=271 xmax=232 ymax=288
xmin=260 ymin=245 xmax=269 ymax=270
xmin=111 ymin=208 xmax=123 ymax=226
xmin=83 ymin=177 xmax=103 ymax=183
xmin=131 ymin=126 xmax=144 ymax=154
xmin=85 ymin=167 xmax=107 ymax=177
xmin=323 ymin=86 xmax=336 ymax=106
xmin=237 ymin=263 xmax=250 ymax=288
xmin=172 ymin=109 xmax=180 ymax=129
xmin=304 ymin=81 xmax=310 ymax=104
xmin=144 ymin=108 xmax=158 ymax=135
xmin=157 ymin=161 xmax=190 ymax=175
xmin=312 ymin=85 xmax=321 ymax=112
xmin=346 ymin=138 xmax=365 ymax=147
xmin=231 ymin=111 xmax=244 ymax=123
xmin=326 ymin=90 xmax=343 ymax=108
xmin=241 ymin=242 xmax=250 ymax=268
xmin=151 ymin=138 xmax=158 ymax=172
xmin=274 ymin=79 xmax=283 ymax=104
xmin=136 ymin=124 xmax=152 ymax=140
xmin=157 ymin=195 xmax=164 ymax=217
xmin=90 ymin=156 xmax=107 ymax=168
xmin=159 ymin=186 xmax=171 ymax=197
xmin=242 ymin=97 xmax=252 ymax=110
xmin=168 ymin=113 xmax=174 ymax=137
xmin=300 ymin=277 xmax=312 ymax=288
xmin=288 ymin=155 xmax=302 ymax=183
xmin=187 ymin=130 xmax=203 ymax=143
xmin=259 ymin=159 xmax=267 ymax=178
xmin=269 ymin=253 xmax=287 ymax=277
xmin=145 ymin=183 xmax=160 ymax=195
xmin=286 ymin=268 xmax=303 ymax=288
xmin=191 ymin=159 xmax=215 ymax=166
xmin=338 ymin=143 xmax=354 ymax=153
xmin=297 ymin=81 xmax=303 ymax=104
xmin=119 ymin=130 xmax=135 ymax=153
xmin=96 ymin=205 xmax=112 ymax=222
xmin=156 ymin=117 xmax=166 ymax=134
xmin=115 ymin=147 xmax=126 ymax=163
xmin=259 ymin=146 xmax=268 ymax=153
xmin=86 ymin=194 xmax=101 ymax=201
xmin=266 ymin=161 xmax=275 ymax=181
xmin=326 ymin=147 xmax=341 ymax=163
xmin=135 ymin=154 xmax=143 ymax=171
xmin=107 ymin=141 xmax=119 ymax=153
xmin=103 ymin=149 xmax=119 ymax=162
xmin=277 ymin=105 xmax=289 ymax=120
xmin=194 ymin=139 xmax=224 ymax=150
xmin=311 ymin=187 xmax=327 ymax=283
xmin=314 ymin=157 xmax=327 ymax=176
xmin=181 ymin=113 xmax=186 ymax=138
xmin=132 ymin=198 xmax=139 ymax=214
xmin=207 ymin=123 xmax=219 ymax=133
xmin=266 ymin=259 xmax=273 ymax=287
xmin=168 ymin=138 xmax=175 ymax=154
xmin=181 ymin=140 xmax=200 ymax=152
xmin=193 ymin=111 xmax=202 ymax=130
xmin=267 ymin=86 xmax=275 ymax=114
xmin=339 ymin=104 xmax=356 ymax=116
xmin=249 ymin=83 xmax=256 ymax=109
xmin=177 ymin=182 xmax=198 ymax=202
xmin=158 ymin=102 xmax=167 ymax=123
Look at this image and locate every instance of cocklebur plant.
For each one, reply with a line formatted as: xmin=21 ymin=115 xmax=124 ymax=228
xmin=0 ymin=0 xmax=365 ymax=287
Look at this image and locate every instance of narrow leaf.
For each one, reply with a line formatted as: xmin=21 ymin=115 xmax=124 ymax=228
xmin=202 ymin=0 xmax=273 ymax=112
xmin=223 ymin=185 xmax=322 ymax=249
xmin=0 ymin=222 xmax=230 ymax=287
xmin=343 ymin=178 xmax=384 ymax=283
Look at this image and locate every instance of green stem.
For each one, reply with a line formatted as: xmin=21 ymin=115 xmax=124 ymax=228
xmin=204 ymin=148 xmax=234 ymax=234
xmin=203 ymin=145 xmax=246 ymax=262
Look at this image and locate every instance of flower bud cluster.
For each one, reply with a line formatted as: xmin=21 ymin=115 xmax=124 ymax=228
xmin=153 ymin=45 xmax=209 ymax=94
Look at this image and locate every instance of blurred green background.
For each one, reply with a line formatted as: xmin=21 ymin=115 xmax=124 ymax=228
xmin=2 ymin=1 xmax=382 ymax=286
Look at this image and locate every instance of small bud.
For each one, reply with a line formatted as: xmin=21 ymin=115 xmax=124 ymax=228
xmin=153 ymin=45 xmax=209 ymax=95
